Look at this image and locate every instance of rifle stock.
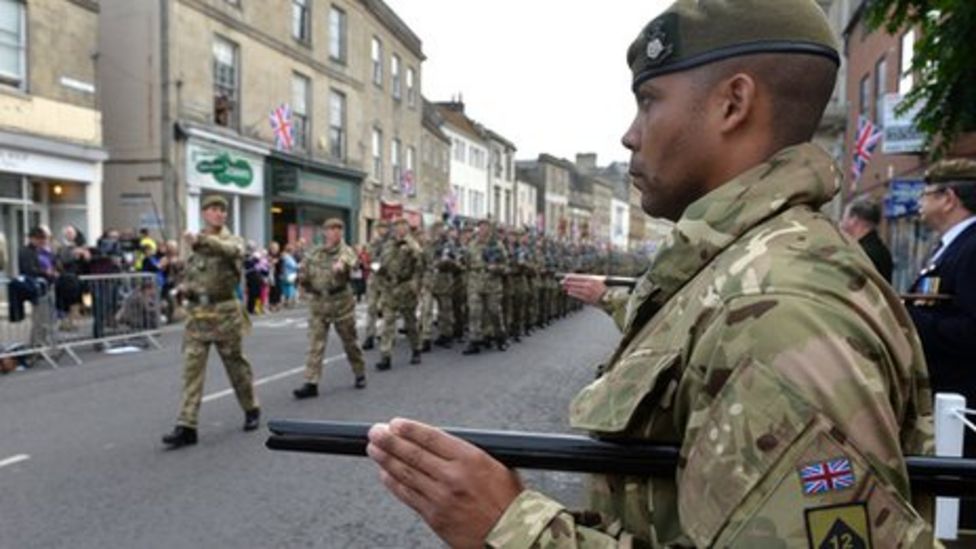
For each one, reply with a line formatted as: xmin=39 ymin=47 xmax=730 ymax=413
xmin=267 ymin=419 xmax=976 ymax=497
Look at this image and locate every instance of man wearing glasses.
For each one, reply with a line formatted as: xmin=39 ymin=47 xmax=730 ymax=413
xmin=908 ymin=159 xmax=976 ymax=526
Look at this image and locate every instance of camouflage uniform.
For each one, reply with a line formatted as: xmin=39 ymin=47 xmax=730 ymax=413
xmin=378 ymin=227 xmax=423 ymax=359
xmin=466 ymin=232 xmax=507 ymax=347
xmin=429 ymin=231 xmax=460 ymax=344
xmin=299 ymin=240 xmax=364 ymax=385
xmin=176 ymin=226 xmax=258 ymax=429
xmin=363 ymin=224 xmax=388 ymax=345
xmin=508 ymin=233 xmax=531 ymax=339
xmin=418 ymin=232 xmax=437 ymax=347
xmin=453 ymin=229 xmax=472 ymax=339
xmin=486 ymin=145 xmax=934 ymax=547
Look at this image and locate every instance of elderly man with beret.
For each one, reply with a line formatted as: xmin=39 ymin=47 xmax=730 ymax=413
xmin=162 ymin=194 xmax=260 ymax=448
xmin=366 ymin=1 xmax=935 ymax=546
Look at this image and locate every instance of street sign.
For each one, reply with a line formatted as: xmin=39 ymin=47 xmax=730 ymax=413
xmin=884 ymin=179 xmax=924 ymax=218
xmin=882 ymin=94 xmax=925 ymax=154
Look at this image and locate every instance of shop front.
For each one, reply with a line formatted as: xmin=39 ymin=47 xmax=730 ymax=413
xmin=268 ymin=152 xmax=364 ymax=247
xmin=184 ymin=136 xmax=267 ymax=246
xmin=0 ymin=132 xmax=107 ymax=275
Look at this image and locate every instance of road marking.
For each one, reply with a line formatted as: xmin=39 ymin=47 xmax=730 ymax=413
xmin=201 ymin=354 xmax=346 ymax=403
xmin=0 ymin=454 xmax=30 ymax=469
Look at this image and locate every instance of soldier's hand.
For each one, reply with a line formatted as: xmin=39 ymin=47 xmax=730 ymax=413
xmin=561 ymin=274 xmax=608 ymax=305
xmin=368 ymin=418 xmax=523 ymax=548
xmin=183 ymin=230 xmax=197 ymax=247
xmin=332 ymin=260 xmax=345 ymax=274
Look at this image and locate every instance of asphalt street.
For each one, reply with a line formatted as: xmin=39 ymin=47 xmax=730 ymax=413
xmin=0 ymin=305 xmax=619 ymax=548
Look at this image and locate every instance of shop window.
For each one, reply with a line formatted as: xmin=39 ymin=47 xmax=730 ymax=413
xmin=329 ymin=89 xmax=346 ymax=160
xmin=213 ymin=36 xmax=239 ymax=129
xmin=292 ymin=73 xmax=310 ymax=151
xmin=0 ymin=0 xmax=26 ymax=89
xmin=328 ymin=5 xmax=347 ymax=63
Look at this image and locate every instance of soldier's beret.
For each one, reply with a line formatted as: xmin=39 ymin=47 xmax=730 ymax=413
xmin=375 ymin=219 xmax=390 ymax=229
xmin=926 ymin=159 xmax=976 ymax=183
xmin=201 ymin=194 xmax=228 ymax=210
xmin=323 ymin=217 xmax=344 ymax=229
xmin=477 ymin=219 xmax=491 ymax=227
xmin=393 ymin=217 xmax=409 ymax=226
xmin=628 ymin=0 xmax=839 ymax=91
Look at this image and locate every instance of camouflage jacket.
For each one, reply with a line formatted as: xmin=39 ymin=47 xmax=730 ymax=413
xmin=378 ymin=235 xmax=422 ymax=295
xmin=486 ymin=144 xmax=934 ymax=548
xmin=300 ymin=242 xmax=357 ymax=318
xmin=183 ymin=226 xmax=246 ymax=341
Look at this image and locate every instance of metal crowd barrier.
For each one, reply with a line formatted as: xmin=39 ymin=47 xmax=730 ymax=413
xmin=54 ymin=273 xmax=162 ymax=364
xmin=0 ymin=274 xmax=60 ymax=369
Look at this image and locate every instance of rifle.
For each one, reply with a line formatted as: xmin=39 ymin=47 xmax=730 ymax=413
xmin=267 ymin=419 xmax=976 ymax=498
xmin=555 ymin=273 xmax=638 ymax=289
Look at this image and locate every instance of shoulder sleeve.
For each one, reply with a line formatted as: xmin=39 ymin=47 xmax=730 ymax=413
xmin=485 ymin=490 xmax=630 ymax=548
xmin=196 ymin=233 xmax=244 ymax=259
xmin=597 ymin=288 xmax=630 ymax=331
xmin=678 ymin=294 xmax=932 ymax=548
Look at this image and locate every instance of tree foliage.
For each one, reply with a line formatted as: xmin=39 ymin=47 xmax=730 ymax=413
xmin=865 ymin=0 xmax=976 ymax=157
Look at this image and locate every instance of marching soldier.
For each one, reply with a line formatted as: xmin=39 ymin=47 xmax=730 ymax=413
xmin=416 ymin=225 xmax=436 ymax=353
xmin=162 ymin=194 xmax=259 ymax=449
xmin=463 ymin=220 xmax=508 ymax=354
xmin=507 ymin=228 xmax=531 ymax=342
xmin=429 ymin=221 xmax=459 ymax=348
xmin=361 ymin=219 xmax=390 ymax=350
xmin=375 ymin=217 xmax=423 ymax=370
xmin=293 ymin=218 xmax=366 ymax=399
xmin=452 ymin=225 xmax=472 ymax=341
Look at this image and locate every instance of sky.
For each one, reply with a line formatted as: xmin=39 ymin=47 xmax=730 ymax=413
xmin=384 ymin=0 xmax=671 ymax=167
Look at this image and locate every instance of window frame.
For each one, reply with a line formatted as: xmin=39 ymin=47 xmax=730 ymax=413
xmin=391 ymin=53 xmax=402 ymax=100
xmin=874 ymin=56 xmax=887 ymax=126
xmin=898 ymin=29 xmax=915 ymax=95
xmin=0 ymin=0 xmax=26 ymax=89
xmin=406 ymin=67 xmax=416 ymax=107
xmin=292 ymin=0 xmax=311 ymax=45
xmin=328 ymin=5 xmax=347 ymax=64
xmin=291 ymin=72 xmax=311 ymax=152
xmin=391 ymin=138 xmax=402 ymax=191
xmin=371 ymin=36 xmax=383 ymax=87
xmin=212 ymin=35 xmax=240 ymax=130
xmin=328 ymin=88 xmax=346 ymax=160
xmin=372 ymin=128 xmax=383 ymax=183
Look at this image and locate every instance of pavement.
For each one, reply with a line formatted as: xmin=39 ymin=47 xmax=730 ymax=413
xmin=0 ymin=303 xmax=619 ymax=548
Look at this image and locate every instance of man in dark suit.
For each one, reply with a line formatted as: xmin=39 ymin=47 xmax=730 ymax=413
xmin=840 ymin=197 xmax=894 ymax=282
xmin=907 ymin=158 xmax=976 ymax=526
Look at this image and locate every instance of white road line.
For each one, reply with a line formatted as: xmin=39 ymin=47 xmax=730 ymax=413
xmin=201 ymin=354 xmax=346 ymax=403
xmin=0 ymin=454 xmax=30 ymax=469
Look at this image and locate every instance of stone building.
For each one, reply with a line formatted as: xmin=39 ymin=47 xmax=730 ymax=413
xmin=0 ymin=0 xmax=106 ymax=272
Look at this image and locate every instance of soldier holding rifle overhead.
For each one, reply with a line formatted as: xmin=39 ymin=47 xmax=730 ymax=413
xmin=366 ymin=1 xmax=934 ymax=546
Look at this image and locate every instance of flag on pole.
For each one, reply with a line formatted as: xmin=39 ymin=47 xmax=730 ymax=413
xmin=270 ymin=103 xmax=294 ymax=151
xmin=401 ymin=170 xmax=415 ymax=196
xmin=851 ymin=115 xmax=883 ymax=187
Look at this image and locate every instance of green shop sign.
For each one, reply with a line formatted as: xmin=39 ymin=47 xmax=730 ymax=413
xmin=196 ymin=153 xmax=253 ymax=188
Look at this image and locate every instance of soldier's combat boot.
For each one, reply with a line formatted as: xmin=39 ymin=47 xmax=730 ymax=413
xmin=375 ymin=355 xmax=392 ymax=371
xmin=293 ymin=383 xmax=318 ymax=399
xmin=462 ymin=341 xmax=481 ymax=355
xmin=496 ymin=338 xmax=509 ymax=352
xmin=434 ymin=335 xmax=453 ymax=349
xmin=162 ymin=425 xmax=197 ymax=449
xmin=354 ymin=375 xmax=367 ymax=389
xmin=421 ymin=339 xmax=432 ymax=353
xmin=243 ymin=408 xmax=260 ymax=431
xmin=512 ymin=333 xmax=522 ymax=343
xmin=410 ymin=350 xmax=422 ymax=365
xmin=362 ymin=336 xmax=375 ymax=350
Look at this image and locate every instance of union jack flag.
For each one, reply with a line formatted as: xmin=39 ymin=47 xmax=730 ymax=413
xmin=444 ymin=188 xmax=459 ymax=218
xmin=270 ymin=103 xmax=294 ymax=151
xmin=798 ymin=458 xmax=855 ymax=495
xmin=851 ymin=115 xmax=883 ymax=186
xmin=401 ymin=170 xmax=415 ymax=196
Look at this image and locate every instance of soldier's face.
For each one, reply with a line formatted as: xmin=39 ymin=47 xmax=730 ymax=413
xmin=622 ymin=71 xmax=714 ymax=222
xmin=202 ymin=205 xmax=227 ymax=228
xmin=324 ymin=226 xmax=342 ymax=246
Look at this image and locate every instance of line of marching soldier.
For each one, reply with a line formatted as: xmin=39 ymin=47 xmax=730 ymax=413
xmin=357 ymin=215 xmax=648 ymax=368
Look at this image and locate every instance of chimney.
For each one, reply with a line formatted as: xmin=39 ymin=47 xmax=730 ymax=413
xmin=576 ymin=153 xmax=598 ymax=172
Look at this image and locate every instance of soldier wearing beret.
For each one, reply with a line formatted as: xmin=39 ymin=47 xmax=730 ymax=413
xmin=374 ymin=217 xmax=423 ymax=370
xmin=907 ymin=158 xmax=976 ymax=524
xmin=361 ymin=219 xmax=390 ymax=350
xmin=293 ymin=217 xmax=366 ymax=398
xmin=366 ymin=1 xmax=935 ymax=547
xmin=162 ymin=194 xmax=260 ymax=448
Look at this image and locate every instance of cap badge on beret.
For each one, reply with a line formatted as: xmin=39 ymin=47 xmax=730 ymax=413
xmin=645 ymin=21 xmax=672 ymax=62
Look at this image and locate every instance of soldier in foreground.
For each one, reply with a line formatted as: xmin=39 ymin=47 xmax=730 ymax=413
xmin=162 ymin=195 xmax=259 ymax=449
xmin=293 ymin=218 xmax=366 ymax=399
xmin=365 ymin=1 xmax=934 ymax=546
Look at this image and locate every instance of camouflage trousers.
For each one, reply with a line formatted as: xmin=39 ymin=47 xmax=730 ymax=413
xmin=509 ymin=277 xmax=529 ymax=336
xmin=419 ymin=285 xmax=434 ymax=341
xmin=468 ymin=276 xmax=504 ymax=343
xmin=303 ymin=312 xmax=364 ymax=384
xmin=452 ymin=275 xmax=467 ymax=338
xmin=364 ymin=277 xmax=383 ymax=338
xmin=380 ymin=290 xmax=420 ymax=356
xmin=177 ymin=335 xmax=258 ymax=429
xmin=432 ymin=290 xmax=454 ymax=340
xmin=527 ymin=276 xmax=540 ymax=327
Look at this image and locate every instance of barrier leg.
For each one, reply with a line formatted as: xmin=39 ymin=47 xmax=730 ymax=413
xmin=936 ymin=393 xmax=966 ymax=540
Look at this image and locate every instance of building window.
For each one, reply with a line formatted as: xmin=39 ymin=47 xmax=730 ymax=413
xmin=371 ymin=37 xmax=383 ymax=86
xmin=874 ymin=56 xmax=887 ymax=126
xmin=328 ymin=5 xmax=346 ymax=63
xmin=328 ymin=89 xmax=346 ymax=160
xmin=213 ymin=36 xmax=239 ymax=129
xmin=493 ymin=150 xmax=502 ymax=178
xmin=372 ymin=128 xmax=383 ymax=183
xmin=899 ymin=30 xmax=915 ymax=95
xmin=453 ymin=138 xmax=466 ymax=162
xmin=406 ymin=67 xmax=416 ymax=107
xmin=493 ymin=186 xmax=501 ymax=219
xmin=858 ymin=74 xmax=869 ymax=117
xmin=291 ymin=73 xmax=310 ymax=151
xmin=391 ymin=54 xmax=402 ymax=100
xmin=405 ymin=145 xmax=416 ymax=195
xmin=391 ymin=138 xmax=402 ymax=190
xmin=293 ymin=0 xmax=310 ymax=43
xmin=504 ymin=189 xmax=512 ymax=224
xmin=469 ymin=147 xmax=486 ymax=170
xmin=0 ymin=0 xmax=25 ymax=88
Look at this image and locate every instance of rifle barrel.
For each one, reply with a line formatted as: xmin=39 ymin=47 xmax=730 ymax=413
xmin=555 ymin=273 xmax=637 ymax=288
xmin=267 ymin=420 xmax=976 ymax=497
